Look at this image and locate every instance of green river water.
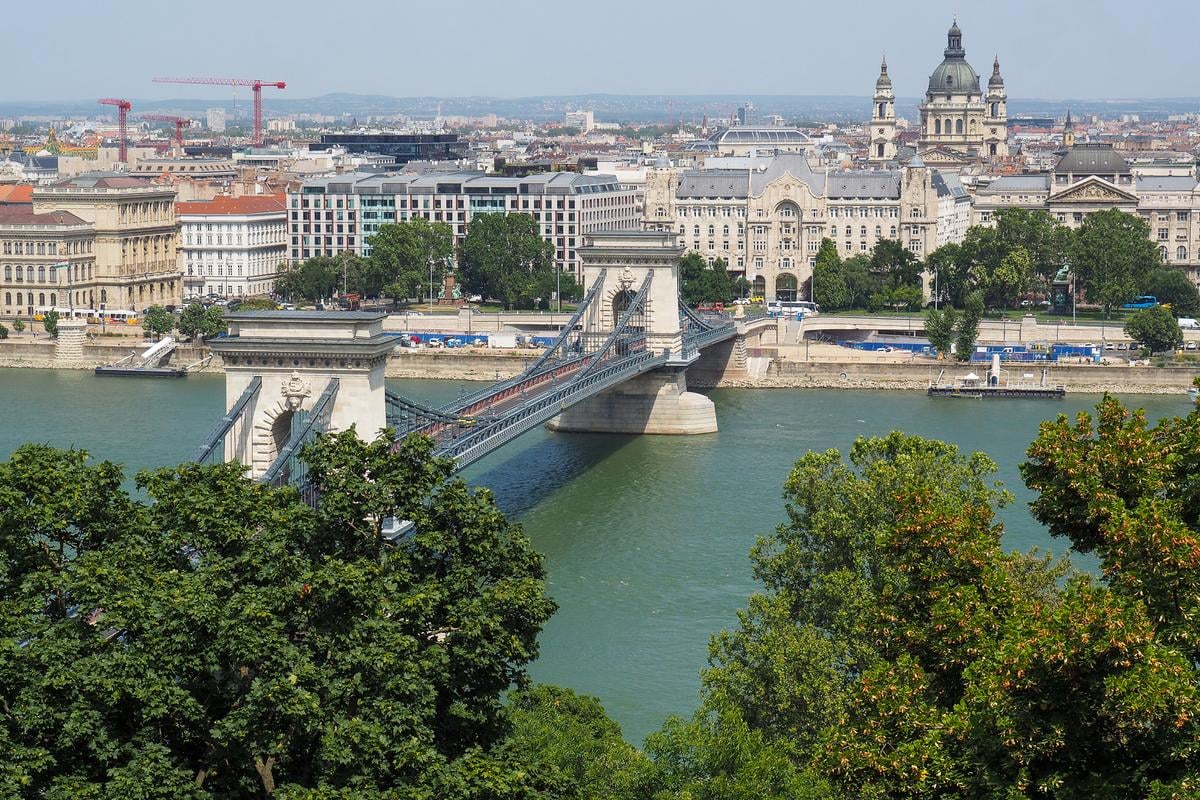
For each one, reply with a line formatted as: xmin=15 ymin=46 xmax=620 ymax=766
xmin=0 ymin=368 xmax=1190 ymax=744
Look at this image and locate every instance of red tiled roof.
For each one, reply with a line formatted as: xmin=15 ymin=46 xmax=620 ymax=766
xmin=176 ymin=192 xmax=286 ymax=216
xmin=0 ymin=204 xmax=86 ymax=225
xmin=0 ymin=184 xmax=34 ymax=203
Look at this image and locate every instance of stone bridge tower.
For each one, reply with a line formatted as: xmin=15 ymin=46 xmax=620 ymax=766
xmin=547 ymin=231 xmax=718 ymax=435
xmin=207 ymin=311 xmax=393 ymax=478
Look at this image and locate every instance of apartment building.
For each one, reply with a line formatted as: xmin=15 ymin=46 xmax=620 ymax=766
xmin=643 ymin=153 xmax=970 ymax=300
xmin=0 ymin=206 xmax=93 ymax=318
xmin=287 ymin=171 xmax=639 ymax=278
xmin=177 ymin=194 xmax=288 ymax=299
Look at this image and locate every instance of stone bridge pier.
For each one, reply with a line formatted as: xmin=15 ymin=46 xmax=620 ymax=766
xmin=207 ymin=312 xmax=393 ymax=478
xmin=547 ymin=231 xmax=717 ymax=435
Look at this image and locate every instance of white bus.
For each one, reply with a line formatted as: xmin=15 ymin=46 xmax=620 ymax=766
xmin=767 ymin=300 xmax=820 ymax=317
xmin=33 ymin=307 xmax=91 ymax=322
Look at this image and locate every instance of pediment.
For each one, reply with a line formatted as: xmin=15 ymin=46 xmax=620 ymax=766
xmin=1049 ymin=176 xmax=1138 ymax=204
xmin=918 ymin=146 xmax=972 ymax=165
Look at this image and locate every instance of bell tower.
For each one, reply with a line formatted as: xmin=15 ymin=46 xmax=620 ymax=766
xmin=1063 ymin=109 xmax=1076 ymax=148
xmin=985 ymin=54 xmax=1009 ymax=158
xmin=870 ymin=57 xmax=897 ymax=163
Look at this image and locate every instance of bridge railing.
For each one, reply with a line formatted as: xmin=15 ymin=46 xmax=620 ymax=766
xmin=437 ymin=348 xmax=669 ymax=470
xmin=193 ymin=376 xmax=261 ymax=465
xmin=260 ymin=378 xmax=339 ymax=505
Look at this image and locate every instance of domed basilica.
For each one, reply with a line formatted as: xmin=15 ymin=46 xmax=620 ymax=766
xmin=870 ymin=20 xmax=1009 ymax=166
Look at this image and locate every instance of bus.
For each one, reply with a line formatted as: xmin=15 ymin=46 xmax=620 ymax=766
xmin=88 ymin=309 xmax=139 ymax=326
xmin=767 ymin=300 xmax=820 ymax=317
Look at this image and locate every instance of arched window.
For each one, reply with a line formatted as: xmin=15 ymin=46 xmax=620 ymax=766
xmin=1160 ymin=246 xmax=1168 ymax=261
xmin=775 ymin=273 xmax=798 ymax=301
xmin=860 ymin=226 xmax=867 ymax=237
xmin=4 ymin=292 xmax=9 ymax=305
xmin=946 ymin=75 xmax=953 ymax=86
xmin=26 ymin=266 xmax=33 ymax=283
xmin=845 ymin=226 xmax=852 ymax=237
xmin=49 ymin=293 xmax=55 ymax=306
xmin=752 ymin=275 xmax=766 ymax=298
xmin=3 ymin=266 xmax=9 ymax=281
xmin=877 ymin=143 xmax=884 ymax=157
xmin=955 ymin=119 xmax=963 ymax=134
xmin=38 ymin=293 xmax=44 ymax=306
xmin=991 ymin=102 xmax=998 ymax=116
xmin=1178 ymin=246 xmax=1188 ymax=261
xmin=890 ymin=226 xmax=897 ymax=236
xmin=100 ymin=289 xmax=107 ymax=304
xmin=878 ymin=102 xmax=885 ymax=117
xmin=16 ymin=293 xmax=22 ymax=306
xmin=935 ymin=119 xmax=942 ymax=135
xmin=875 ymin=226 xmax=882 ymax=237
xmin=37 ymin=266 xmax=45 ymax=283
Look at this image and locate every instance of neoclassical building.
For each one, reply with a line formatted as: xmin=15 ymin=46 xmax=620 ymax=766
xmin=643 ymin=153 xmax=970 ymax=301
xmin=876 ymin=20 xmax=1009 ymax=165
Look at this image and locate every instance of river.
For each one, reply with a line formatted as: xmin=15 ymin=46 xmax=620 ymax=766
xmin=0 ymin=368 xmax=1190 ymax=744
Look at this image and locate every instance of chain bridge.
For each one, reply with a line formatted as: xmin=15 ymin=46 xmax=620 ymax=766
xmin=192 ymin=231 xmax=773 ymax=498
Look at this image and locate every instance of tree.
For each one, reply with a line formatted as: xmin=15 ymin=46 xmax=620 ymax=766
xmin=368 ymin=218 xmax=455 ymax=302
xmin=42 ymin=308 xmax=58 ymax=338
xmin=274 ymin=256 xmax=341 ymax=303
xmin=1142 ymin=268 xmax=1200 ymax=316
xmin=955 ymin=290 xmax=984 ymax=361
xmin=176 ymin=302 xmax=226 ymax=341
xmin=992 ymin=207 xmax=1070 ymax=290
xmin=924 ymin=243 xmax=967 ymax=308
xmin=12 ymin=318 xmax=24 ymax=335
xmin=811 ymin=239 xmax=850 ymax=311
xmin=140 ymin=305 xmax=174 ymax=339
xmin=869 ymin=238 xmax=921 ymax=290
xmin=680 ymin=253 xmax=735 ymax=306
xmin=1071 ymin=208 xmax=1160 ymax=316
xmin=459 ymin=213 xmax=556 ymax=309
xmin=0 ymin=432 xmax=558 ymax=798
xmin=0 ymin=322 xmax=7 ymax=339
xmin=924 ymin=305 xmax=959 ymax=358
xmin=235 ymin=298 xmax=278 ymax=311
xmin=989 ymin=245 xmax=1033 ymax=310
xmin=1125 ymin=304 xmax=1183 ymax=353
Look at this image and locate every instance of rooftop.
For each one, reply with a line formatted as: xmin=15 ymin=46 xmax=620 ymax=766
xmin=0 ymin=204 xmax=87 ymax=226
xmin=1055 ymin=144 xmax=1130 ymax=176
xmin=49 ymin=173 xmax=155 ymax=189
xmin=177 ymin=193 xmax=287 ymax=216
xmin=0 ymin=185 xmax=33 ymax=204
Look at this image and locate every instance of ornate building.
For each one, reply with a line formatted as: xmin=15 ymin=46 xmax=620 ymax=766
xmin=907 ymin=20 xmax=1008 ymax=165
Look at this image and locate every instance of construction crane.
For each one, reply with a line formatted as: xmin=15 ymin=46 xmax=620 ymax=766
xmin=97 ymin=97 xmax=131 ymax=161
xmin=152 ymin=77 xmax=285 ymax=147
xmin=139 ymin=114 xmax=192 ymax=155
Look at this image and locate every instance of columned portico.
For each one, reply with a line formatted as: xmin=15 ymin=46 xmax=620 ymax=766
xmin=547 ymin=231 xmax=718 ymax=435
xmin=207 ymin=311 xmax=393 ymax=478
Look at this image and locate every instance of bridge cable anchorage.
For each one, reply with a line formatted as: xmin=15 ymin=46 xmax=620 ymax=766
xmin=193 ymin=376 xmax=262 ymax=465
xmin=577 ymin=272 xmax=653 ymax=379
xmin=386 ymin=389 xmax=478 ymax=438
xmin=260 ymin=378 xmax=340 ymax=501
xmin=443 ymin=269 xmax=608 ymax=415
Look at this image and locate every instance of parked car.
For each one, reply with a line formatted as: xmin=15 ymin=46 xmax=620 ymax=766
xmin=466 ymin=294 xmax=482 ymax=303
xmin=426 ymin=337 xmax=444 ymax=348
xmin=1187 ymin=341 xmax=1198 ymax=351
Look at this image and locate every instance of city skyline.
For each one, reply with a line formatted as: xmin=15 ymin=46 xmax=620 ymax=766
xmin=11 ymin=0 xmax=1200 ymax=102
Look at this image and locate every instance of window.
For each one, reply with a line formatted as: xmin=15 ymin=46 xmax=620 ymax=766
xmin=1159 ymin=228 xmax=1170 ymax=241
xmin=1178 ymin=246 xmax=1188 ymax=261
xmin=1160 ymin=246 xmax=1169 ymax=260
xmin=2 ymin=266 xmax=8 ymax=281
xmin=860 ymin=226 xmax=867 ymax=237
xmin=890 ymin=226 xmax=897 ymax=236
xmin=955 ymin=119 xmax=963 ymax=134
xmin=1178 ymin=211 xmax=1190 ymax=222
xmin=935 ymin=119 xmax=942 ymax=135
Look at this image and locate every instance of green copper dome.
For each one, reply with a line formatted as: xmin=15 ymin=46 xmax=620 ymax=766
xmin=927 ymin=20 xmax=981 ymax=95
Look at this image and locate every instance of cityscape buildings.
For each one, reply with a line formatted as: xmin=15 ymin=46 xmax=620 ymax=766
xmin=177 ymin=194 xmax=287 ymax=299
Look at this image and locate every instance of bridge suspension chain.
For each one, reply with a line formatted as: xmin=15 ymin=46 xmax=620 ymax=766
xmin=192 ymin=376 xmax=261 ymax=465
xmin=386 ymin=389 xmax=479 ymax=437
xmin=578 ymin=273 xmax=653 ymax=379
xmin=260 ymin=378 xmax=340 ymax=500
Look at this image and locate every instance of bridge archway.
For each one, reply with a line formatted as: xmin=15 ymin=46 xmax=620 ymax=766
xmin=775 ymin=273 xmax=798 ymax=301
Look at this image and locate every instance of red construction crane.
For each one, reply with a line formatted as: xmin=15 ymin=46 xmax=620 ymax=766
xmin=152 ymin=77 xmax=285 ymax=146
xmin=97 ymin=97 xmax=131 ymax=161
xmin=139 ymin=114 xmax=192 ymax=153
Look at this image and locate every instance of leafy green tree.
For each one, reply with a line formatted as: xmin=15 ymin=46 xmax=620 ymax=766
xmin=0 ymin=322 xmax=7 ymax=339
xmin=1071 ymin=208 xmax=1160 ymax=315
xmin=1142 ymin=268 xmax=1200 ymax=316
xmin=1124 ymin=305 xmax=1183 ymax=353
xmin=506 ymin=685 xmax=650 ymax=799
xmin=459 ymin=213 xmax=556 ymax=309
xmin=811 ymin=239 xmax=849 ymax=310
xmin=992 ymin=207 xmax=1070 ymax=290
xmin=530 ymin=264 xmax=581 ymax=309
xmin=368 ymin=218 xmax=455 ymax=301
xmin=989 ymin=245 xmax=1033 ymax=310
xmin=274 ymin=256 xmax=341 ymax=303
xmin=42 ymin=308 xmax=58 ymax=337
xmin=176 ymin=302 xmax=226 ymax=341
xmin=140 ymin=305 xmax=174 ymax=339
xmin=869 ymin=238 xmax=921 ymax=290
xmin=924 ymin=305 xmax=959 ymax=358
xmin=955 ymin=289 xmax=984 ymax=361
xmin=0 ymin=433 xmax=557 ymax=798
xmin=680 ymin=253 xmax=735 ymax=306
xmin=924 ymin=242 xmax=968 ymax=308
xmin=11 ymin=318 xmax=24 ymax=335
xmin=235 ymin=298 xmax=278 ymax=311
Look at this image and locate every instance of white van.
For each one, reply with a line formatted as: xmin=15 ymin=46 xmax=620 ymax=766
xmin=1178 ymin=317 xmax=1199 ymax=329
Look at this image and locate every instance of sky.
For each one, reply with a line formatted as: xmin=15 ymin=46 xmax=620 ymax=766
xmin=12 ymin=0 xmax=1200 ymax=101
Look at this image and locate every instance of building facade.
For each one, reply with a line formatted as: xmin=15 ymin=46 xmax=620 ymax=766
xmin=973 ymin=143 xmax=1200 ymax=283
xmin=643 ymin=153 xmax=971 ymax=300
xmin=177 ymin=194 xmax=288 ymax=299
xmin=287 ymin=171 xmax=639 ymax=278
xmin=0 ymin=206 xmax=93 ymax=318
xmin=307 ymin=133 xmax=466 ymax=165
xmin=912 ymin=21 xmax=1008 ymax=163
xmin=30 ymin=175 xmax=180 ymax=311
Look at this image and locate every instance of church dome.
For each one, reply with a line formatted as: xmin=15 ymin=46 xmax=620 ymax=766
xmin=928 ymin=60 xmax=981 ymax=94
xmin=927 ymin=19 xmax=980 ymax=94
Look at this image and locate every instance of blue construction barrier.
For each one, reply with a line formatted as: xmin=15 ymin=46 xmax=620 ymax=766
xmin=837 ymin=340 xmax=936 ymax=355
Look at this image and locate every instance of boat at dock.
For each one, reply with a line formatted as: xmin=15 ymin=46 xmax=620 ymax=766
xmin=928 ymin=357 xmax=1066 ymax=400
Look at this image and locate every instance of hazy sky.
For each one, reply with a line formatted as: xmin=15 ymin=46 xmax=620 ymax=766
xmin=14 ymin=0 xmax=1200 ymax=101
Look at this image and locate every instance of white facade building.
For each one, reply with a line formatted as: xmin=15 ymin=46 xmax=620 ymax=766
xmin=177 ymin=194 xmax=287 ymax=298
